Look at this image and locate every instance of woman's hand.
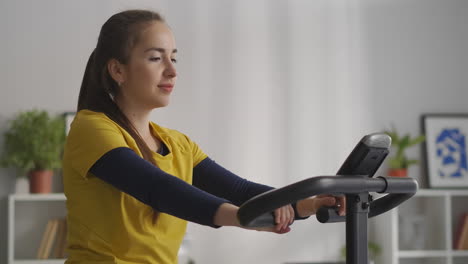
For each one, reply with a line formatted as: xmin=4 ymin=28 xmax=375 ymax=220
xmin=213 ymin=203 xmax=294 ymax=234
xmin=273 ymin=204 xmax=294 ymax=233
xmin=296 ymin=195 xmax=346 ymax=218
xmin=245 ymin=204 xmax=294 ymax=234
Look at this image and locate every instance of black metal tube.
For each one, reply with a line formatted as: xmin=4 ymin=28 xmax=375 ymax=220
xmin=377 ymin=176 xmax=419 ymax=193
xmin=346 ymin=193 xmax=369 ymax=264
xmin=238 ymin=176 xmax=418 ymax=227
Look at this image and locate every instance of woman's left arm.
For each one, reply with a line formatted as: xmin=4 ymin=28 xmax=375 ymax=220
xmin=192 ymin=158 xmax=307 ymax=230
xmin=193 ymin=157 xmax=295 ymax=232
xmin=192 ymin=157 xmax=272 ymax=206
xmin=193 ymin=157 xmax=345 ymax=220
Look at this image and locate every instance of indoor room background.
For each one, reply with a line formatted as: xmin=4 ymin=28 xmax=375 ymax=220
xmin=1 ymin=0 xmax=467 ymax=263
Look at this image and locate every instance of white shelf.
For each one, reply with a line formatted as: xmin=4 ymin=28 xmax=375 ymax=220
xmin=13 ymin=259 xmax=66 ymax=264
xmin=417 ymin=189 xmax=468 ymax=196
xmin=451 ymin=250 xmax=468 ymax=257
xmin=11 ymin=193 xmax=66 ymax=201
xmin=398 ymin=250 xmax=447 ymax=258
xmin=8 ymin=194 xmax=67 ymax=264
xmin=372 ymin=188 xmax=468 ymax=264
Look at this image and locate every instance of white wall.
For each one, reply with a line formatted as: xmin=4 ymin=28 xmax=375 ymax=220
xmin=1 ymin=0 xmax=467 ymax=263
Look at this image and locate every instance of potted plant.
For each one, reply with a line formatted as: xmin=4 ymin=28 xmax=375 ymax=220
xmin=385 ymin=127 xmax=425 ymax=177
xmin=1 ymin=110 xmax=65 ymax=193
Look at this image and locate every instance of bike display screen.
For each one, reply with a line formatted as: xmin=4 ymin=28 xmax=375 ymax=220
xmin=336 ymin=133 xmax=391 ymax=177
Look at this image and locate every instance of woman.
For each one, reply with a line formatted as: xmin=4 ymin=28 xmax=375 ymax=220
xmin=62 ymin=9 xmax=345 ymax=264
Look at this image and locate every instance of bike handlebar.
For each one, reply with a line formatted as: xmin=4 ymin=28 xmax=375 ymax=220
xmin=237 ymin=175 xmax=418 ymax=227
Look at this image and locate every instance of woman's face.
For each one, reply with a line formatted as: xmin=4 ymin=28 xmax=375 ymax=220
xmin=119 ymin=21 xmax=177 ymax=110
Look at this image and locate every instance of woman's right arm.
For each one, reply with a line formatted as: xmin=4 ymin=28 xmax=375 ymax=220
xmin=90 ymin=147 xmax=289 ymax=233
xmin=90 ymin=147 xmax=230 ymax=228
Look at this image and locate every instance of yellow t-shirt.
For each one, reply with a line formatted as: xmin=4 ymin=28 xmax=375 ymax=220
xmin=62 ymin=109 xmax=207 ymax=264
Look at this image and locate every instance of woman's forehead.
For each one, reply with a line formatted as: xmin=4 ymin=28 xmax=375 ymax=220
xmin=136 ymin=22 xmax=176 ymax=51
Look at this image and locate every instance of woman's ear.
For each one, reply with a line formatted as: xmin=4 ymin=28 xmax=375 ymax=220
xmin=107 ymin=59 xmax=126 ymax=85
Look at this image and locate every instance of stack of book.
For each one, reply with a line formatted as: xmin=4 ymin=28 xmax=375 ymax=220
xmin=454 ymin=212 xmax=468 ymax=250
xmin=36 ymin=218 xmax=68 ymax=259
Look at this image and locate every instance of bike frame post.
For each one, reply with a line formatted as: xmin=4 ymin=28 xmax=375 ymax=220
xmin=346 ymin=192 xmax=370 ymax=264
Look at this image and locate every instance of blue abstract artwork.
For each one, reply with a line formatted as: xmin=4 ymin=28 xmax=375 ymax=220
xmin=435 ymin=128 xmax=468 ymax=179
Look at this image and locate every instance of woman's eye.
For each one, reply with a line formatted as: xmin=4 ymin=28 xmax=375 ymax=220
xmin=171 ymin=58 xmax=177 ymax=63
xmin=150 ymin=57 xmax=161 ymax=62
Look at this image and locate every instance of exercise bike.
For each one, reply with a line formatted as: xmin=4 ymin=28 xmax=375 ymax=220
xmin=237 ymin=133 xmax=418 ymax=264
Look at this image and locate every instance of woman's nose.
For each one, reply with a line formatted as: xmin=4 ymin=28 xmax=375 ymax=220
xmin=164 ymin=60 xmax=177 ymax=78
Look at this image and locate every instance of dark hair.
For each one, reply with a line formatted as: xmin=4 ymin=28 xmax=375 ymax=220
xmin=78 ymin=10 xmax=165 ymax=165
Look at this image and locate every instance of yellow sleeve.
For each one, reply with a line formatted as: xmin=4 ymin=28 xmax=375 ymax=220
xmin=181 ymin=133 xmax=208 ymax=167
xmin=66 ymin=111 xmax=130 ymax=178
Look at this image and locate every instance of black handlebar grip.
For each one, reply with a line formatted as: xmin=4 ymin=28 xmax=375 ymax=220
xmin=316 ymin=206 xmax=345 ymax=223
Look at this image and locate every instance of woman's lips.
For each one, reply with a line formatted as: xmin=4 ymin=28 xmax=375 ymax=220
xmin=158 ymin=84 xmax=173 ymax=93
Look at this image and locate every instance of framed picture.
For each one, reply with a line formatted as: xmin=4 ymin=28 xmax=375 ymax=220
xmin=422 ymin=114 xmax=468 ymax=188
xmin=63 ymin=112 xmax=76 ymax=135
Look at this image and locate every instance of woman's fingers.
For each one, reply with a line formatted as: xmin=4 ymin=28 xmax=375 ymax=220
xmin=274 ymin=207 xmax=283 ymax=232
xmin=330 ymin=195 xmax=345 ymax=216
xmin=289 ymin=205 xmax=295 ymax=224
xmin=282 ymin=206 xmax=289 ymax=230
xmin=315 ymin=195 xmax=346 ymax=216
xmin=274 ymin=205 xmax=294 ymax=232
xmin=246 ymin=205 xmax=294 ymax=234
xmin=317 ymin=196 xmax=337 ymax=208
xmin=283 ymin=206 xmax=291 ymax=230
xmin=338 ymin=196 xmax=346 ymax=216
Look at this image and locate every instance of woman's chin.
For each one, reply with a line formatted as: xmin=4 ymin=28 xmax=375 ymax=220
xmin=153 ymin=100 xmax=170 ymax=109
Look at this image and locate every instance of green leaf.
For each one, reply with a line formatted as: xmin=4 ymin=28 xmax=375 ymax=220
xmin=383 ymin=126 xmax=425 ymax=170
xmin=389 ymin=157 xmax=403 ymax=169
xmin=406 ymin=159 xmax=419 ymax=167
xmin=408 ymin=135 xmax=425 ymax=147
xmin=400 ymin=134 xmax=410 ymax=149
xmin=0 ymin=110 xmax=66 ymax=176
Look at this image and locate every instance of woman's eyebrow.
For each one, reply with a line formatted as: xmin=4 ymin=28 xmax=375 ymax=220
xmin=144 ymin=47 xmax=178 ymax=54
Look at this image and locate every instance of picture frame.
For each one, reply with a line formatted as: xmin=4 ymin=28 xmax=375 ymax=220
xmin=421 ymin=114 xmax=468 ymax=188
xmin=63 ymin=112 xmax=76 ymax=135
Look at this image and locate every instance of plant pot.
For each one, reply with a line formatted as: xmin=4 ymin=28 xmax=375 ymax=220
xmin=29 ymin=170 xmax=53 ymax=193
xmin=388 ymin=168 xmax=408 ymax=177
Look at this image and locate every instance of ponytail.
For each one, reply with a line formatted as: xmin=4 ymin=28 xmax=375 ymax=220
xmin=76 ymin=10 xmax=165 ymax=166
xmin=77 ymin=49 xmax=96 ymax=111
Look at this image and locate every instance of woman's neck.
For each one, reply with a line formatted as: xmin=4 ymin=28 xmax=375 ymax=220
xmin=126 ymin=110 xmax=152 ymax=138
xmin=115 ymin=99 xmax=153 ymax=139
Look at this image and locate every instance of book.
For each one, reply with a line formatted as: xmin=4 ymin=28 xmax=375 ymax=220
xmin=454 ymin=213 xmax=468 ymax=250
xmin=36 ymin=220 xmax=53 ymax=259
xmin=53 ymin=218 xmax=68 ymax=258
xmin=42 ymin=219 xmax=59 ymax=259
xmin=37 ymin=219 xmax=59 ymax=259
